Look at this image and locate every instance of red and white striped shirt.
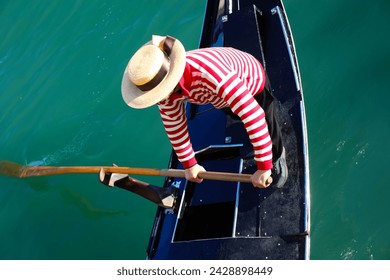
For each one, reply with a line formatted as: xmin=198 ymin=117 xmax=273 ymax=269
xmin=158 ymin=47 xmax=273 ymax=171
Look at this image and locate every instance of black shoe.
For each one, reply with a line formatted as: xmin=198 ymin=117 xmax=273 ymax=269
xmin=271 ymin=147 xmax=288 ymax=188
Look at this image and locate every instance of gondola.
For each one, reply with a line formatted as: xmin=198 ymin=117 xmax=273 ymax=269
xmin=145 ymin=0 xmax=310 ymax=260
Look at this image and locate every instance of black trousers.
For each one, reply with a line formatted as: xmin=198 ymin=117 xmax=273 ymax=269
xmin=254 ymin=76 xmax=284 ymax=161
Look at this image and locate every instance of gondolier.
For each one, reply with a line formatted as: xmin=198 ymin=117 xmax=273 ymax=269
xmin=120 ymin=35 xmax=287 ymax=188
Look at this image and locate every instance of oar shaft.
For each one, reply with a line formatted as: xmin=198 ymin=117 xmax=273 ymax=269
xmin=15 ymin=164 xmax=252 ymax=183
xmin=20 ymin=166 xmax=163 ymax=178
xmin=199 ymin=171 xmax=252 ymax=183
xmin=160 ymin=169 xmax=252 ymax=183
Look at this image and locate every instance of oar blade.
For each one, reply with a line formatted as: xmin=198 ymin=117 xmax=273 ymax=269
xmin=0 ymin=161 xmax=26 ymax=178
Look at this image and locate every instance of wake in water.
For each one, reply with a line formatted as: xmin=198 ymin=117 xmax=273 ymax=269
xmin=25 ymin=125 xmax=93 ymax=167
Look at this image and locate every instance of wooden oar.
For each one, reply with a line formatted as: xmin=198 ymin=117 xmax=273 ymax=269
xmin=0 ymin=160 xmax=253 ymax=183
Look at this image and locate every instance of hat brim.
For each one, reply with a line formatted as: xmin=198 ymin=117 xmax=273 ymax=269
xmin=121 ymin=37 xmax=186 ymax=109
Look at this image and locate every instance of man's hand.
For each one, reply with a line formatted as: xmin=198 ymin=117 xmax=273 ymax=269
xmin=251 ymin=169 xmax=272 ymax=188
xmin=185 ymin=164 xmax=206 ymax=183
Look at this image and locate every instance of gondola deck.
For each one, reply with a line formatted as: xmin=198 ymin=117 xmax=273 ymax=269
xmin=146 ymin=0 xmax=310 ymax=260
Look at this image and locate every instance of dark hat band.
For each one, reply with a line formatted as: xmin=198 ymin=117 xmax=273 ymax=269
xmin=136 ymin=36 xmax=176 ymax=92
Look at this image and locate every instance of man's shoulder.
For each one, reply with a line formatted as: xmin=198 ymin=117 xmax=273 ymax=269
xmin=187 ymin=47 xmax=236 ymax=55
xmin=186 ymin=47 xmax=258 ymax=63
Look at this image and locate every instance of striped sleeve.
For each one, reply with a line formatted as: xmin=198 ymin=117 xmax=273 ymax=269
xmin=219 ymin=71 xmax=273 ymax=170
xmin=158 ymin=97 xmax=197 ymax=169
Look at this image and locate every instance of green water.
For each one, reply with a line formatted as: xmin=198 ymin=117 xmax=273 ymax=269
xmin=0 ymin=0 xmax=389 ymax=260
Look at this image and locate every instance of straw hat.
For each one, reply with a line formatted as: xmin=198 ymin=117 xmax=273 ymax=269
xmin=121 ymin=35 xmax=186 ymax=108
